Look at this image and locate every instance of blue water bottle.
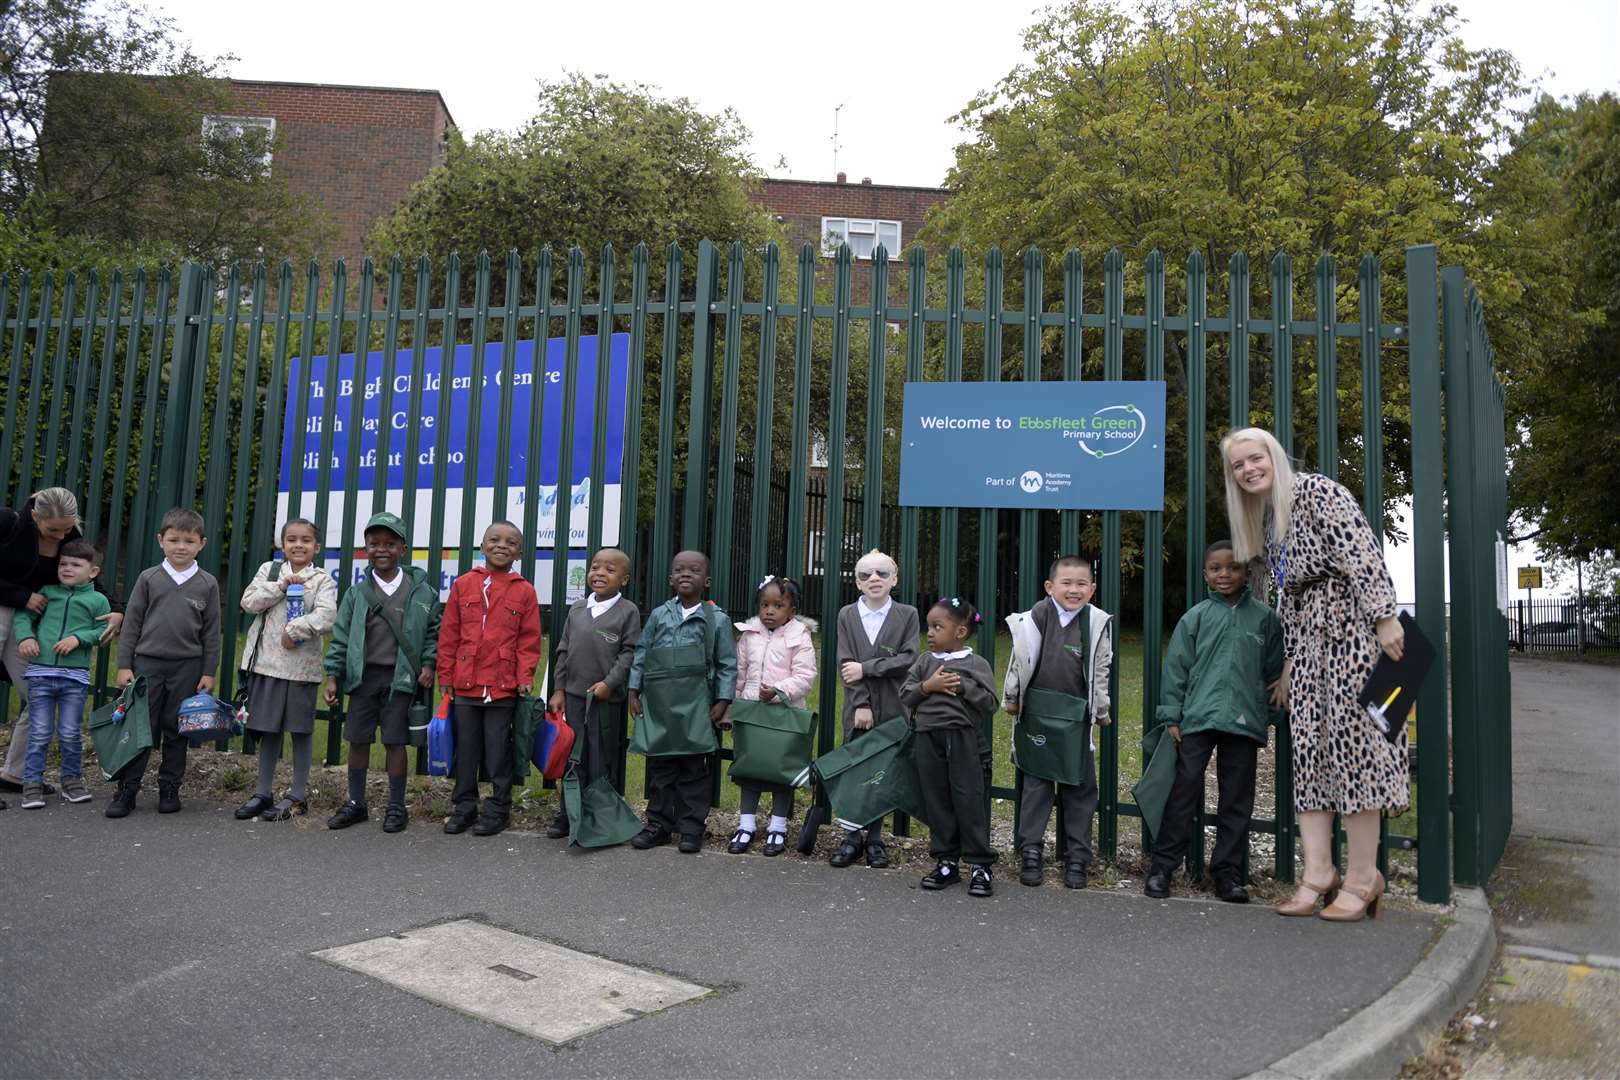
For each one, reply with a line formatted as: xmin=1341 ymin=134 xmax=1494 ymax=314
xmin=286 ymin=580 xmax=305 ymax=644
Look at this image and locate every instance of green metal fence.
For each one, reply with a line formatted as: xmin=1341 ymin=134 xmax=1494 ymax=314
xmin=0 ymin=240 xmax=1510 ymax=901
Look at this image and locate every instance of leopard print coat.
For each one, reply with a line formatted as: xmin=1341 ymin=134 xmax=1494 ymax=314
xmin=1267 ymin=472 xmax=1408 ymax=815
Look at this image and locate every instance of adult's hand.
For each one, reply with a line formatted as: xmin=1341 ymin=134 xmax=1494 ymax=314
xmin=26 ymin=592 xmax=47 ymax=614
xmin=1269 ymin=660 xmax=1292 ymax=710
xmin=1375 ymin=616 xmax=1405 ymax=661
xmin=96 ymin=611 xmax=123 ymax=643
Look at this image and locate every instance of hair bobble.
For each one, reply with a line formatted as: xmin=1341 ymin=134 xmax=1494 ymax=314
xmin=758 ymin=573 xmax=777 ymax=589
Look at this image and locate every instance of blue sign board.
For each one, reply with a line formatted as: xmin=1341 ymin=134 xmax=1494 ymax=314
xmin=899 ymin=380 xmax=1166 ymax=511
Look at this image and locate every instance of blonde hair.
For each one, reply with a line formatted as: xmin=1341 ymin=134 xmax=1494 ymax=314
xmin=854 ymin=548 xmax=898 ymax=576
xmin=30 ymin=487 xmax=81 ymax=526
xmin=1219 ymin=428 xmax=1296 ymax=562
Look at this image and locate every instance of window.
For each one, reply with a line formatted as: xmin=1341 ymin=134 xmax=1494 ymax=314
xmin=821 ymin=217 xmax=901 ymax=259
xmin=202 ymin=115 xmax=276 ymax=175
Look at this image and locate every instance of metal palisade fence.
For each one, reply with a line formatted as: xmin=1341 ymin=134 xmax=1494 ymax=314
xmin=0 ymin=241 xmax=1510 ymax=900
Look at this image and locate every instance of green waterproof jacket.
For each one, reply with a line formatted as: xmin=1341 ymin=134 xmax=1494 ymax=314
xmin=12 ymin=581 xmax=111 ymax=670
xmin=1151 ymin=587 xmax=1284 ymax=746
xmin=324 ymin=567 xmax=442 ymax=694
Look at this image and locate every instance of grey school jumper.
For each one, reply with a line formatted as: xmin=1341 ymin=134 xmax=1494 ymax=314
xmin=833 ymin=600 xmax=919 ymax=740
xmin=552 ymin=595 xmax=641 ymax=699
xmin=116 ymin=565 xmax=222 ymax=673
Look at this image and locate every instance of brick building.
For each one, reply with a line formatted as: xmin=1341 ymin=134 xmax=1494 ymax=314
xmin=757 ymin=173 xmax=949 ymax=268
xmin=213 ymin=80 xmax=455 ymax=264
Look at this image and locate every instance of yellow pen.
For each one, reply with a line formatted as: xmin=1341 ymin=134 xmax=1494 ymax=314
xmin=1380 ymin=686 xmax=1401 ymax=712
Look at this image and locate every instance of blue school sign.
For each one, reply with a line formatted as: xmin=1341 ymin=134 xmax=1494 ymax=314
xmin=899 ymin=380 xmax=1167 ymax=511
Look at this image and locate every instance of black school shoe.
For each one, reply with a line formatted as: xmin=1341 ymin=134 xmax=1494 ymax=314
xmin=326 ymin=800 xmax=368 ymax=829
xmin=1215 ymin=876 xmax=1250 ymax=904
xmin=762 ymin=831 xmax=787 ymax=857
xmin=472 ymin=814 xmax=508 ymax=837
xmin=969 ymin=865 xmax=994 ymax=897
xmin=1144 ymin=870 xmax=1171 ymax=899
xmin=1020 ymin=847 xmax=1044 ymax=887
xmin=631 ymin=825 xmax=672 ymax=850
xmin=104 ymin=783 xmax=138 ymax=818
xmin=545 ymin=814 xmax=569 ymax=839
xmin=921 ymin=860 xmax=961 ymax=890
xmin=865 ymin=837 xmax=890 ymax=869
xmin=1064 ymin=862 xmax=1089 ymax=890
xmin=235 ymin=794 xmax=274 ymax=820
xmin=829 ymin=833 xmax=863 ymax=867
xmin=444 ymin=810 xmax=476 ymax=835
xmin=677 ymin=832 xmax=704 ymax=854
xmin=157 ymin=783 xmax=182 ymax=814
xmin=382 ymin=805 xmax=409 ymax=833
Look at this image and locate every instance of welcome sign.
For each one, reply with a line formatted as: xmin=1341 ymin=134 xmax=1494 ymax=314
xmin=899 ymin=381 xmax=1166 ymax=511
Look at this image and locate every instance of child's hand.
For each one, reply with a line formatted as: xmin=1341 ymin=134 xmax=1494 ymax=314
xmin=53 ymin=635 xmax=81 ymax=655
xmin=627 ymin=690 xmax=641 ymax=718
xmin=548 ymin=690 xmax=566 ymax=713
xmin=759 ymin=686 xmax=778 ymax=703
xmin=324 ymin=677 xmax=339 ymax=706
xmin=280 ymin=631 xmax=298 ymax=649
xmin=17 ymin=638 xmax=39 ymax=660
xmin=116 ymin=667 xmax=134 ymax=688
xmin=1268 ymin=660 xmax=1291 ymax=710
xmin=590 ymin=681 xmax=613 ymax=701
xmin=417 ymin=665 xmax=434 ymax=688
xmin=279 ymin=575 xmax=293 ymax=592
xmin=1167 ymin=724 xmax=1181 ymax=744
xmin=853 ymin=706 xmax=874 ymax=730
xmin=922 ymin=668 xmax=960 ymax=696
xmin=1003 ymin=699 xmax=1019 ymax=716
xmin=840 ymin=661 xmax=864 ymax=684
xmin=198 ymin=675 xmax=216 ymax=693
xmin=710 ymin=701 xmax=731 ymax=729
xmin=1095 ymin=710 xmax=1112 ymax=727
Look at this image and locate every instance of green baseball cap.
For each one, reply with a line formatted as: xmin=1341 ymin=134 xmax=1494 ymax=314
xmin=363 ymin=511 xmax=409 ymax=541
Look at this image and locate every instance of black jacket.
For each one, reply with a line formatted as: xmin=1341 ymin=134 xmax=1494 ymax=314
xmin=0 ymin=498 xmax=121 ymax=613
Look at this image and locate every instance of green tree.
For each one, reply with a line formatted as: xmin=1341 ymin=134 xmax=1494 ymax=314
xmin=0 ymin=0 xmax=330 ymax=270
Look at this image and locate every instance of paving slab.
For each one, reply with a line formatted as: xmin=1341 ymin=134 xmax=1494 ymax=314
xmin=0 ymin=789 xmax=1437 ymax=1079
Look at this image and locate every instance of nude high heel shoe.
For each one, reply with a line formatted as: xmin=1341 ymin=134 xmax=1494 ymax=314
xmin=1276 ymin=871 xmax=1342 ymax=916
xmin=1319 ymin=871 xmax=1385 ymax=921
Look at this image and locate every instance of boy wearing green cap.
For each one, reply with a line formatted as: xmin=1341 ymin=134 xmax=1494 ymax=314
xmin=323 ymin=512 xmax=441 ymax=833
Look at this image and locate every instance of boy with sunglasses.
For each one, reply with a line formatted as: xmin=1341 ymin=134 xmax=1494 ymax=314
xmin=830 ymin=548 xmax=919 ymax=868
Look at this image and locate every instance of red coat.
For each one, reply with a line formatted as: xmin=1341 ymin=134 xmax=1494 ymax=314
xmin=436 ymin=566 xmax=542 ymax=700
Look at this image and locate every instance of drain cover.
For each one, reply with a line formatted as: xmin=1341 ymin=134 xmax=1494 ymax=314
xmin=312 ymin=919 xmax=710 ymax=1042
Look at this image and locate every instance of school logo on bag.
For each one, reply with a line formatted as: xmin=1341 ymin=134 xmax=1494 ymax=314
xmin=862 ymin=770 xmax=887 ymax=787
xmin=1026 ymin=733 xmax=1048 ymax=747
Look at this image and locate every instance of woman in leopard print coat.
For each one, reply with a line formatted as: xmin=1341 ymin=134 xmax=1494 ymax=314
xmin=1221 ymin=427 xmax=1407 ymax=922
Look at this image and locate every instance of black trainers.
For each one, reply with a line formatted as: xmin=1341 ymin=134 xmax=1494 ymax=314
xmin=157 ymin=783 xmax=182 ymax=814
xmin=1020 ymin=847 xmax=1044 ymax=887
xmin=443 ymin=810 xmax=476 ymax=835
xmin=829 ymin=833 xmax=863 ymax=867
xmin=472 ymin=814 xmax=508 ymax=837
xmin=677 ymin=832 xmax=703 ymax=854
xmin=235 ymin=794 xmax=273 ymax=820
xmin=969 ymin=865 xmax=994 ymax=897
xmin=1144 ymin=870 xmax=1171 ymax=898
xmin=921 ymin=860 xmax=961 ymax=890
xmin=864 ymin=837 xmax=890 ymax=869
xmin=1215 ymin=876 xmax=1250 ymax=904
xmin=104 ymin=783 xmax=138 ymax=818
xmin=631 ymin=825 xmax=671 ymax=850
xmin=1064 ymin=861 xmax=1089 ymax=890
xmin=382 ymin=805 xmax=409 ymax=833
xmin=326 ymin=800 xmax=369 ymax=829
xmin=545 ymin=814 xmax=569 ymax=839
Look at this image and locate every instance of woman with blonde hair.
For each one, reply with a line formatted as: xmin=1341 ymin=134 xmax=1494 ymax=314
xmin=1220 ymin=428 xmax=1406 ymax=921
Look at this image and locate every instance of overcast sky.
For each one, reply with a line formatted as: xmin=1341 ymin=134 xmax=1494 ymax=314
xmin=161 ymin=0 xmax=1619 ymax=189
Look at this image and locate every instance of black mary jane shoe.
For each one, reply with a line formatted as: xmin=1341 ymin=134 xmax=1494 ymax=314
xmin=829 ymin=835 xmax=864 ymax=868
xmin=443 ymin=811 xmax=476 ymax=835
xmin=864 ymin=838 xmax=890 ymax=869
xmin=727 ymin=829 xmax=755 ymax=854
xmin=381 ymin=805 xmax=409 ymax=833
xmin=234 ymin=794 xmax=274 ymax=820
xmin=1144 ymin=870 xmax=1171 ymax=899
xmin=1063 ymin=862 xmax=1089 ymax=890
xmin=1019 ymin=848 xmax=1044 ymax=887
xmin=921 ymin=860 xmax=961 ymax=890
xmin=969 ymin=866 xmax=994 ymax=898
xmin=260 ymin=797 xmax=307 ymax=822
xmin=762 ymin=831 xmax=787 ymax=857
xmin=1215 ymin=877 xmax=1250 ymax=904
xmin=326 ymin=800 xmax=369 ymax=829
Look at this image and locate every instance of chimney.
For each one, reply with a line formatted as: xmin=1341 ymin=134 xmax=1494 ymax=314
xmin=836 ymin=171 xmax=847 ymax=183
xmin=861 ymin=177 xmax=872 ymax=185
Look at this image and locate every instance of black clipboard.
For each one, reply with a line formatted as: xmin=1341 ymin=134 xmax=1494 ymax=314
xmin=1357 ymin=611 xmax=1437 ymax=743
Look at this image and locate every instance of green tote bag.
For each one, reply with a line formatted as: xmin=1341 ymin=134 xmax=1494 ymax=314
xmin=806 ymin=716 xmax=930 ymax=829
xmin=728 ymin=699 xmax=816 ymax=786
xmin=87 ymin=677 xmax=154 ymax=780
xmin=627 ymin=643 xmax=717 ymax=757
xmin=1132 ymin=725 xmax=1179 ymax=840
xmin=1013 ymin=687 xmax=1092 ymax=786
xmin=564 ymin=700 xmax=643 ymax=849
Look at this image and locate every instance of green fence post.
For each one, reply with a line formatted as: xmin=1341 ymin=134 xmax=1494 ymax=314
xmin=1229 ymin=251 xmax=1250 ymax=429
xmin=41 ymin=271 xmax=77 ymax=490
xmin=649 ymin=244 xmax=682 ymax=588
xmin=710 ymin=242 xmax=744 ymax=614
xmin=157 ymin=264 xmax=205 ymax=514
xmin=63 ymin=271 xmax=100 ymax=494
xmin=817 ymin=246 xmax=853 ymax=763
xmin=85 ymin=270 xmax=124 ymax=544
xmin=548 ymin=248 xmax=586 ymax=647
xmin=620 ymin=243 xmax=651 ymax=600
xmin=1315 ymin=254 xmax=1338 ymax=480
xmin=522 ymin=249 xmax=553 ymax=592
xmin=784 ymin=244 xmax=814 ymax=582
xmin=1141 ymin=250 xmax=1166 ymax=868
xmin=747 ymin=243 xmax=780 ymax=594
xmin=373 ymin=257 xmax=405 ymax=524
xmin=459 ymin=252 xmax=492 ymax=574
xmin=402 ymin=257 xmax=432 ymax=539
xmin=0 ymin=272 xmax=32 ymax=506
xmin=938 ymin=246 xmax=965 ymax=598
xmin=899 ymin=245 xmax=926 ymax=612
xmin=586 ymin=246 xmax=616 ymax=558
xmin=19 ymin=273 xmax=55 ymax=499
xmin=493 ymin=251 xmax=521 ymax=522
xmin=683 ymin=240 xmax=719 ymax=551
xmin=1060 ymin=251 xmax=1084 ymax=555
xmin=863 ymin=245 xmax=891 ymax=554
xmin=1098 ymin=248 xmax=1124 ymax=862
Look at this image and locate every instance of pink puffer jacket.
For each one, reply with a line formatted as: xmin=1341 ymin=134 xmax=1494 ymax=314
xmin=733 ymin=615 xmax=818 ymax=706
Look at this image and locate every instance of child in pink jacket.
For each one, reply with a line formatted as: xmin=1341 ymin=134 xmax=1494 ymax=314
xmin=728 ymin=575 xmax=817 ymax=856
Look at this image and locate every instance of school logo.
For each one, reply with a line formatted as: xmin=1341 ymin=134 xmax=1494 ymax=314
xmin=1026 ymin=733 xmax=1048 ymax=747
xmin=1019 ymin=470 xmax=1043 ymax=493
xmin=186 ymin=598 xmax=207 ymax=612
xmin=1070 ymin=403 xmax=1149 ymax=460
xmin=595 ymin=629 xmax=621 ymax=644
xmin=862 ymin=770 xmax=887 ymax=786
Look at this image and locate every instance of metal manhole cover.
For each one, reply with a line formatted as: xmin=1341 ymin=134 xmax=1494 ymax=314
xmin=311 ymin=919 xmax=710 ymax=1043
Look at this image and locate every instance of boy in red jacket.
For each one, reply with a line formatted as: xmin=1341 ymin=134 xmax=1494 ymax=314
xmin=436 ymin=521 xmax=541 ymax=836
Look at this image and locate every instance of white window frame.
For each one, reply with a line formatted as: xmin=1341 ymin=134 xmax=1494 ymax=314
xmin=821 ymin=216 xmax=902 ymax=260
xmin=202 ymin=114 xmax=277 ymax=174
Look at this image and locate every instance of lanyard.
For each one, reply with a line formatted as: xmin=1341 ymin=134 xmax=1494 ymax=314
xmin=1267 ymin=535 xmax=1289 ymax=591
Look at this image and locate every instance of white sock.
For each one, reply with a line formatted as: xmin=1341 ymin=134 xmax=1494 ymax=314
xmin=768 ymin=815 xmax=788 ymax=835
xmin=738 ymin=813 xmax=757 ymax=834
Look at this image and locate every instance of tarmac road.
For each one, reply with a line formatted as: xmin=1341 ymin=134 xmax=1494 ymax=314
xmin=1 ymin=788 xmax=1435 ymax=1079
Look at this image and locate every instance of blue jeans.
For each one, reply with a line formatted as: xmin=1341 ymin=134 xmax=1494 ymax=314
xmin=24 ymin=674 xmax=89 ymax=783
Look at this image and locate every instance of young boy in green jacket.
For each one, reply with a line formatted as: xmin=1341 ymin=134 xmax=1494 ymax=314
xmin=323 ymin=512 xmax=441 ymax=834
xmin=1144 ymin=540 xmax=1284 ymax=903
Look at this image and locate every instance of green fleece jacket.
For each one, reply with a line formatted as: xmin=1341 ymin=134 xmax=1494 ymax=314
xmin=324 ymin=567 xmax=442 ymax=694
xmin=12 ymin=581 xmax=111 ymax=670
xmin=1152 ymin=587 xmax=1285 ymax=746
